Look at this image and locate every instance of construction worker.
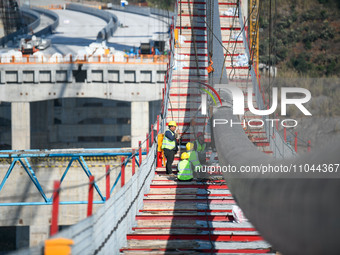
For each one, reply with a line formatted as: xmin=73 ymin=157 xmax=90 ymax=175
xmin=186 ymin=142 xmax=202 ymax=172
xmin=177 ymin=152 xmax=193 ymax=181
xmin=194 ymin=132 xmax=207 ymax=165
xmin=161 ymin=121 xmax=178 ymax=175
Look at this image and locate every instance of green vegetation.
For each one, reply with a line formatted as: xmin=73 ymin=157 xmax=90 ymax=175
xmin=259 ymin=0 xmax=340 ymax=77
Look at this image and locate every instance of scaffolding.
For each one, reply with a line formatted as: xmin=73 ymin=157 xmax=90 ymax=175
xmin=0 ymin=0 xmax=22 ymax=37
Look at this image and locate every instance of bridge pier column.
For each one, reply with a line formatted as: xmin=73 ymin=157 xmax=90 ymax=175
xmin=131 ymin=102 xmax=149 ymax=148
xmin=11 ymin=102 xmax=30 ymax=150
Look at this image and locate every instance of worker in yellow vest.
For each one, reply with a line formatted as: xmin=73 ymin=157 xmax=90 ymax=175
xmin=186 ymin=142 xmax=202 ymax=172
xmin=177 ymin=152 xmax=193 ymax=181
xmin=194 ymin=132 xmax=207 ymax=165
xmin=161 ymin=121 xmax=178 ymax=175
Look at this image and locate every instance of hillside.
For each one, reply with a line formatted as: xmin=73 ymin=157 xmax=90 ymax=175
xmin=259 ymin=0 xmax=340 ymax=77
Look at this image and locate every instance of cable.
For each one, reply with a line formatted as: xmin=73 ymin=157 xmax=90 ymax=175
xmin=287 ymin=129 xmax=312 ymax=147
xmin=196 ymin=2 xmax=257 ymax=81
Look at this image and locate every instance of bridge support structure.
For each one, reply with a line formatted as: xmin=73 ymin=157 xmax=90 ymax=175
xmin=11 ymin=102 xmax=30 ymax=150
xmin=131 ymin=102 xmax=149 ymax=148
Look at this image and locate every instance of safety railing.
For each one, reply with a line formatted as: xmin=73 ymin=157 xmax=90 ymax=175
xmin=161 ymin=2 xmax=178 ymax=133
xmin=0 ymin=149 xmax=146 ymax=206
xmin=0 ymin=54 xmax=168 ymax=65
xmin=31 ymin=7 xmax=60 ymax=37
xmin=6 ymin=2 xmax=175 ymax=254
xmin=7 ymin=113 xmax=163 ymax=254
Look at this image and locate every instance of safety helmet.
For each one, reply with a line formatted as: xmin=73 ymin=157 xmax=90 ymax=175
xmin=168 ymin=121 xmax=177 ymax=127
xmin=186 ymin=142 xmax=194 ymax=151
xmin=196 ymin=132 xmax=204 ymax=137
xmin=181 ymin=152 xmax=189 ymax=160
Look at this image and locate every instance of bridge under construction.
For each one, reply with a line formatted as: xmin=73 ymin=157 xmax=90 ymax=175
xmin=0 ymin=0 xmax=339 ymax=254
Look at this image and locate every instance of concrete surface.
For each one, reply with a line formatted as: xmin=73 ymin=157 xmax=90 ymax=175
xmin=11 ymin=102 xmax=30 ymax=150
xmin=44 ymin=9 xmax=107 ymax=55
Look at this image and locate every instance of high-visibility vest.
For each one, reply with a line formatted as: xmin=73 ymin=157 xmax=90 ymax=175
xmin=177 ymin=159 xmax=193 ymax=181
xmin=161 ymin=129 xmax=176 ymax=150
xmin=195 ymin=140 xmax=206 ymax=152
xmin=188 ymin=151 xmax=201 ymax=171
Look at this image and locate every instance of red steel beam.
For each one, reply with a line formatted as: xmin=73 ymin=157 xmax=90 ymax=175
xmin=126 ymin=234 xmax=262 ymax=241
xmin=135 ymin=215 xmax=234 ymax=221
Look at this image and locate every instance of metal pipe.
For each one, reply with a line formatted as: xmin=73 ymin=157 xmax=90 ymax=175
xmin=212 ymin=104 xmax=340 ymax=254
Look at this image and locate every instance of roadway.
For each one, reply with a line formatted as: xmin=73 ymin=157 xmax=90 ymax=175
xmin=1 ymin=4 xmax=170 ymax=56
xmin=44 ymin=9 xmax=107 ymax=55
xmin=44 ymin=8 xmax=170 ymax=55
xmin=32 ymin=11 xmax=55 ymax=34
xmin=106 ymin=10 xmax=170 ymax=51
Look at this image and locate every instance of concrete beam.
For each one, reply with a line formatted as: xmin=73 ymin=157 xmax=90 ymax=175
xmin=0 ymin=63 xmax=166 ymax=103
xmin=11 ymin=102 xmax=30 ymax=150
xmin=0 ymin=83 xmax=163 ymax=102
xmin=54 ymin=106 xmax=131 ymax=121
xmin=49 ymin=124 xmax=130 ymax=143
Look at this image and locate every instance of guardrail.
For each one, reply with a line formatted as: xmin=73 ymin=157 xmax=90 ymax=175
xmin=21 ymin=8 xmax=41 ymax=32
xmin=9 ymin=120 xmax=161 ymax=254
xmin=0 ymin=149 xmax=146 ymax=206
xmin=0 ymin=54 xmax=168 ymax=65
xmin=107 ymin=4 xmax=174 ymax=20
xmin=31 ymin=7 xmax=59 ymax=37
xmin=6 ymin=2 xmax=175 ymax=254
xmin=65 ymin=3 xmax=118 ymax=41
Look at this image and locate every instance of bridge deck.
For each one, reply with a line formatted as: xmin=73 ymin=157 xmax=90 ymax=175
xmin=121 ymin=0 xmax=274 ymax=254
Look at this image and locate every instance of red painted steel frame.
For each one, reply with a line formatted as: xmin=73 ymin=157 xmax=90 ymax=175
xmin=87 ymin=176 xmax=94 ymax=217
xmin=50 ymin=181 xmax=60 ymax=236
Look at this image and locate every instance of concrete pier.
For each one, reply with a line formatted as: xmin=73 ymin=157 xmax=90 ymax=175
xmin=11 ymin=102 xmax=30 ymax=150
xmin=131 ymin=101 xmax=149 ymax=148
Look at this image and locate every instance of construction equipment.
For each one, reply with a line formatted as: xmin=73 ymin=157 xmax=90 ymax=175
xmin=19 ymin=35 xmax=51 ymax=54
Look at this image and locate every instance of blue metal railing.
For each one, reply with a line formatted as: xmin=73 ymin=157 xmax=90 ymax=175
xmin=0 ymin=149 xmax=146 ymax=206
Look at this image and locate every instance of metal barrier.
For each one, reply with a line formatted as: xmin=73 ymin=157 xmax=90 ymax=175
xmin=8 ymin=145 xmax=157 ymax=255
xmin=65 ymin=3 xmax=118 ymax=41
xmin=108 ymin=4 xmax=174 ymax=19
xmin=6 ymin=3 xmax=175 ymax=254
xmin=21 ymin=8 xmax=41 ymax=32
xmin=0 ymin=149 xmax=146 ymax=207
xmin=31 ymin=7 xmax=59 ymax=37
xmin=57 ymin=146 xmax=156 ymax=255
